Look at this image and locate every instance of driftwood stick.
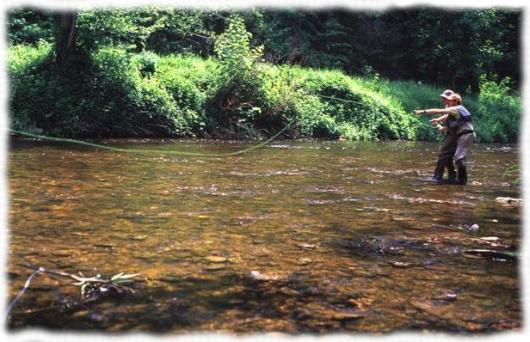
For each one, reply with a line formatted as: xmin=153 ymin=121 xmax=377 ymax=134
xmin=5 ymin=268 xmax=43 ymax=319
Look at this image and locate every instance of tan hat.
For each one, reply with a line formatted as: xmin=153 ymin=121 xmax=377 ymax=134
xmin=440 ymin=89 xmax=454 ymax=99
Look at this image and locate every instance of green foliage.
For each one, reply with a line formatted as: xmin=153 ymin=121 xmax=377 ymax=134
xmin=204 ymin=15 xmax=269 ymax=137
xmin=132 ymin=51 xmax=159 ymax=77
xmin=7 ymin=41 xmax=52 ymax=76
xmin=79 ymin=47 xmax=183 ymax=137
xmin=474 ymin=75 xmax=520 ymax=143
xmin=502 ymin=163 xmax=520 ymax=185
xmin=155 ymin=55 xmax=219 ymax=135
xmin=363 ymin=80 xmax=446 ymax=141
xmin=76 ymin=9 xmax=162 ymax=52
xmin=7 ymin=9 xmax=56 ymax=45
xmin=8 ymin=45 xmax=183 ymax=137
xmin=286 ymin=69 xmax=416 ymax=140
xmin=8 ymin=42 xmax=54 ymax=131
xmin=214 ymin=15 xmax=263 ymax=79
xmin=7 ymin=7 xmax=521 ymax=92
xmin=7 ymin=43 xmax=520 ymax=142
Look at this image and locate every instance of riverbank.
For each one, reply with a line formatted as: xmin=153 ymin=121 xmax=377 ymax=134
xmin=8 ymin=43 xmax=520 ymax=142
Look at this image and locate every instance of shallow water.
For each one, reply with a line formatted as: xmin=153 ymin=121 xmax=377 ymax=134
xmin=7 ymin=139 xmax=521 ymax=333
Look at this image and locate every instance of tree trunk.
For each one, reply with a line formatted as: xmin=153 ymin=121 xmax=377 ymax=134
xmin=55 ymin=11 xmax=78 ymax=73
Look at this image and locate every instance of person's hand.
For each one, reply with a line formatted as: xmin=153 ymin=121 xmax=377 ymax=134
xmin=430 ymin=118 xmax=440 ymax=124
xmin=437 ymin=125 xmax=448 ymax=134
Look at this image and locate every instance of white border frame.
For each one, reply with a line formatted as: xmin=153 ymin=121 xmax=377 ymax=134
xmin=1 ymin=1 xmax=527 ymax=341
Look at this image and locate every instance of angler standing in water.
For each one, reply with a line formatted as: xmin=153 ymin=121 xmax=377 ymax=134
xmin=415 ymin=90 xmax=475 ymax=185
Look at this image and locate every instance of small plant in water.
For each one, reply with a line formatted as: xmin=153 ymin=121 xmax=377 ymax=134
xmin=6 ymin=264 xmax=140 ymax=320
xmin=75 ymin=271 xmax=140 ymax=302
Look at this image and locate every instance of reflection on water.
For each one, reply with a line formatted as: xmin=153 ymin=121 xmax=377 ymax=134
xmin=8 ymin=139 xmax=520 ymax=333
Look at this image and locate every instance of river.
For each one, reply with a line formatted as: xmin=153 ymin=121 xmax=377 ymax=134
xmin=7 ymin=139 xmax=521 ymax=333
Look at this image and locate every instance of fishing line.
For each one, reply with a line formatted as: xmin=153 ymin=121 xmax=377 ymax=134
xmin=8 ymin=118 xmax=295 ymax=157
xmin=313 ymin=94 xmax=364 ymax=105
xmin=9 ymin=91 xmax=427 ymax=156
xmin=8 ymin=93 xmax=357 ymax=157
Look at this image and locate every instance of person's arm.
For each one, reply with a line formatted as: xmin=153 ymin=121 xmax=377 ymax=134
xmin=431 ymin=114 xmax=449 ymax=125
xmin=414 ymin=107 xmax=458 ymax=116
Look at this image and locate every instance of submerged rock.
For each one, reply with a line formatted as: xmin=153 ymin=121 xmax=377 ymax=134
xmin=411 ymin=300 xmax=452 ymax=318
xmin=480 ymin=236 xmax=500 ymax=241
xmin=495 ymin=197 xmax=522 ymax=206
xmin=463 ymin=249 xmax=517 ymax=262
xmin=388 ymin=261 xmax=412 ymax=268
xmin=249 ymin=271 xmax=268 ymax=281
xmin=205 ymin=256 xmax=227 ymax=263
xmin=467 ymin=224 xmax=480 ymax=232
xmin=51 ymin=250 xmax=72 ymax=257
xmin=296 ymin=243 xmax=316 ymax=249
xmin=159 ymin=275 xmax=180 ymax=283
xmin=328 ymin=311 xmax=364 ymax=321
xmin=248 ymin=270 xmax=282 ymax=281
xmin=343 ymin=236 xmax=431 ymax=257
xmin=279 ymin=287 xmax=300 ymax=296
xmin=433 ymin=292 xmax=458 ymax=302
xmin=298 ymin=258 xmax=313 ymax=265
xmin=204 ymin=264 xmax=226 ymax=271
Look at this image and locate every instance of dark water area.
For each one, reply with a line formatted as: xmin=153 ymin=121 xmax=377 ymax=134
xmin=7 ymin=139 xmax=521 ymax=333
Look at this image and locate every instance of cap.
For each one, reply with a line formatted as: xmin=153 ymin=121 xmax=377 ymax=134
xmin=440 ymin=89 xmax=454 ymax=99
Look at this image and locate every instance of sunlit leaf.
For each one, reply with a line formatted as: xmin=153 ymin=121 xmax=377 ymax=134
xmin=111 ymin=272 xmax=124 ymax=281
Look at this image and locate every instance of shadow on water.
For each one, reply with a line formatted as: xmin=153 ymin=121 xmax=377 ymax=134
xmin=10 ymin=271 xmax=368 ymax=333
xmin=9 ymin=265 xmax=518 ymax=334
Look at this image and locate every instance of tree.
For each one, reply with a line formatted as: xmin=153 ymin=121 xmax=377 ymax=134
xmin=55 ymin=11 xmax=79 ymax=73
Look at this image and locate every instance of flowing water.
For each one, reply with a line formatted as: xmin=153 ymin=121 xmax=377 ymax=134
xmin=7 ymin=139 xmax=521 ymax=333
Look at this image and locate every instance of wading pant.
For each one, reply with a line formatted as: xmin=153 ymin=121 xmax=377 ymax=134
xmin=454 ymin=132 xmax=475 ymax=185
xmin=433 ymin=134 xmax=457 ymax=181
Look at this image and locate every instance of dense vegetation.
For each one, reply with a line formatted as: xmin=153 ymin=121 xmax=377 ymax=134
xmin=7 ymin=7 xmax=521 ymax=142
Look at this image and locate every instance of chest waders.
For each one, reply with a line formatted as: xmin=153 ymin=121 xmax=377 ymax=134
xmin=447 ymin=105 xmax=474 ymax=185
xmin=433 ymin=133 xmax=457 ymax=183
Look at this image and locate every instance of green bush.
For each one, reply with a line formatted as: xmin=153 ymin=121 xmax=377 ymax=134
xmin=288 ymin=69 xmax=417 ymax=140
xmin=132 ymin=51 xmax=159 ymax=77
xmin=205 ymin=14 xmax=270 ymax=138
xmin=155 ymin=55 xmax=221 ymax=136
xmin=8 ymin=42 xmax=54 ymax=131
xmin=290 ymin=95 xmax=338 ymax=138
xmin=7 ymin=42 xmax=520 ymax=142
xmin=9 ymin=45 xmax=184 ymax=137
xmin=82 ymin=48 xmax=182 ymax=137
xmin=474 ymin=75 xmax=520 ymax=143
xmin=7 ymin=9 xmax=56 ymax=45
xmin=362 ymin=78 xmax=487 ymax=141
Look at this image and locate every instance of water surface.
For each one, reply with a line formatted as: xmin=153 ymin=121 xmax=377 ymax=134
xmin=8 ymin=139 xmax=521 ymax=333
